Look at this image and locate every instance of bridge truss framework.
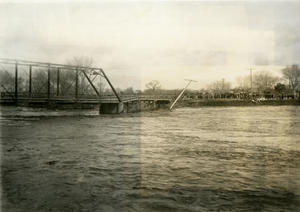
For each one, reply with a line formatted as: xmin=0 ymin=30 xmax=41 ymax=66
xmin=0 ymin=58 xmax=122 ymax=103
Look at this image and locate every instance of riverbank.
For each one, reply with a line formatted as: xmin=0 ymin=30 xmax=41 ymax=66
xmin=177 ymin=99 xmax=300 ymax=108
xmin=1 ymin=99 xmax=299 ymax=113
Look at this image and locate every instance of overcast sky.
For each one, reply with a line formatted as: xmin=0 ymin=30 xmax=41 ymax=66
xmin=1 ymin=0 xmax=300 ymax=89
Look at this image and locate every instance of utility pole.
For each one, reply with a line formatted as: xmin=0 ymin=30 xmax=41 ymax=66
xmin=248 ymin=68 xmax=254 ymax=99
xmin=170 ymin=79 xmax=197 ymax=111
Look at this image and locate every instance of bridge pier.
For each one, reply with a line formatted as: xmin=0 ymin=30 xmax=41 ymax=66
xmin=98 ymin=99 xmax=171 ymax=114
xmin=99 ymin=102 xmax=124 ymax=114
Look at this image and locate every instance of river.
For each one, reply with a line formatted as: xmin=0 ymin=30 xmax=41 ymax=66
xmin=1 ymin=106 xmax=299 ymax=211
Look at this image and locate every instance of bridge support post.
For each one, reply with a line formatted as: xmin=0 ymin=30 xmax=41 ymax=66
xmin=29 ymin=65 xmax=32 ymax=97
xmin=99 ymin=102 xmax=124 ymax=114
xmin=14 ymin=62 xmax=18 ymax=101
xmin=118 ymin=102 xmax=124 ymax=113
xmin=47 ymin=65 xmax=50 ymax=100
xmin=56 ymin=68 xmax=60 ymax=97
xmin=75 ymin=68 xmax=78 ymax=100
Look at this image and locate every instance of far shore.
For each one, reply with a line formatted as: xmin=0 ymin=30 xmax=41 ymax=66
xmin=176 ymin=99 xmax=300 ymax=108
xmin=1 ymin=99 xmax=299 ymax=112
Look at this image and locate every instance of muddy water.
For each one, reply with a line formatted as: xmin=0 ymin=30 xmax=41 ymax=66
xmin=1 ymin=106 xmax=300 ymax=212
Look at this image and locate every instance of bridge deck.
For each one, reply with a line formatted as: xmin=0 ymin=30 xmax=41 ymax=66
xmin=0 ymin=97 xmax=171 ymax=104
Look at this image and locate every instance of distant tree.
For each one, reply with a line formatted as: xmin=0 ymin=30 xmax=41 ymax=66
xmin=207 ymin=78 xmax=231 ymax=97
xmin=0 ymin=68 xmax=25 ymax=92
xmin=281 ymin=65 xmax=300 ymax=94
xmin=252 ymin=71 xmax=279 ymax=93
xmin=104 ymin=88 xmax=113 ymax=95
xmin=0 ymin=70 xmax=14 ymax=91
xmin=115 ymin=87 xmax=122 ymax=94
xmin=274 ymin=83 xmax=287 ymax=99
xmin=135 ymin=89 xmax=142 ymax=94
xmin=123 ymin=87 xmax=134 ymax=94
xmin=65 ymin=56 xmax=99 ymax=95
xmin=96 ymin=77 xmax=105 ymax=95
xmin=236 ymin=76 xmax=250 ymax=91
xmin=66 ymin=56 xmax=94 ymax=68
xmin=145 ymin=80 xmax=161 ymax=93
xmin=274 ymin=83 xmax=286 ymax=93
xmin=32 ymin=69 xmax=48 ymax=93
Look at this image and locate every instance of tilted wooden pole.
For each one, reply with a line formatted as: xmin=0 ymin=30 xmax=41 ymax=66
xmin=170 ymin=79 xmax=197 ymax=111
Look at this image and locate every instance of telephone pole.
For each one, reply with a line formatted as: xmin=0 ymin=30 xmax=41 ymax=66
xmin=170 ymin=79 xmax=197 ymax=111
xmin=248 ymin=68 xmax=255 ymax=93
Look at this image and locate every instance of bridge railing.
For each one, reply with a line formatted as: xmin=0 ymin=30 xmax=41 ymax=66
xmin=0 ymin=92 xmax=173 ymax=99
xmin=0 ymin=91 xmax=174 ymax=103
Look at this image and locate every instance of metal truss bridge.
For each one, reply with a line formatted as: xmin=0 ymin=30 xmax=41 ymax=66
xmin=0 ymin=58 xmax=171 ymax=112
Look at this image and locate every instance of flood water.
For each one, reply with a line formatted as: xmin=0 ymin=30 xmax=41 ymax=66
xmin=1 ymin=106 xmax=300 ymax=211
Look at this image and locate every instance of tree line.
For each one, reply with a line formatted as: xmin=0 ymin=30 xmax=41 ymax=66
xmin=143 ymin=65 xmax=300 ymax=99
xmin=1 ymin=56 xmax=300 ymax=99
